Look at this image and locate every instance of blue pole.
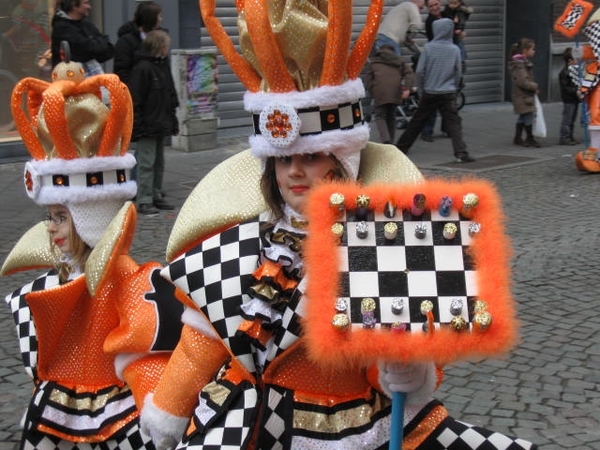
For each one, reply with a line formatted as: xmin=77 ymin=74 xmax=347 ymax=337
xmin=389 ymin=392 xmax=406 ymax=450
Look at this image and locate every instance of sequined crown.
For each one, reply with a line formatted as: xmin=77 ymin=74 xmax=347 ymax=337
xmin=201 ymin=0 xmax=384 ymax=180
xmin=11 ymin=49 xmax=136 ymax=247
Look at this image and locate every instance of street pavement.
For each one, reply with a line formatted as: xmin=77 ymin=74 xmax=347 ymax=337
xmin=0 ymin=102 xmax=598 ymax=449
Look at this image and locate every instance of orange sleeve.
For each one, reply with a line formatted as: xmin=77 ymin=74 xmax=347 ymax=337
xmin=123 ymin=353 xmax=172 ymax=409
xmin=152 ymin=324 xmax=230 ymax=417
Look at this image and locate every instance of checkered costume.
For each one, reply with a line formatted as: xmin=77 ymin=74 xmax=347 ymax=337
xmin=3 ymin=204 xmax=183 ymax=449
xmin=148 ymin=211 xmax=537 ymax=450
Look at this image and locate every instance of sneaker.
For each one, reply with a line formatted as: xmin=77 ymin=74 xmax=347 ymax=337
xmin=420 ymin=134 xmax=434 ymax=142
xmin=455 ymin=154 xmax=476 ymax=163
xmin=139 ymin=203 xmax=159 ymax=216
xmin=154 ymin=198 xmax=175 ymax=210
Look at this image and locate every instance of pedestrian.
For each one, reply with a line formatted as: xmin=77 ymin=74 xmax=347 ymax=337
xmin=128 ymin=30 xmax=179 ymax=216
xmin=421 ymin=0 xmax=444 ymax=142
xmin=114 ymin=1 xmax=164 ymax=186
xmin=114 ymin=1 xmax=163 ymax=85
xmin=50 ymin=0 xmax=114 ymax=76
xmin=442 ymin=0 xmax=473 ymax=67
xmin=558 ymin=47 xmax=581 ymax=145
xmin=137 ymin=3 xmax=537 ymax=449
xmin=373 ymin=0 xmax=425 ymax=56
xmin=508 ymin=38 xmax=540 ymax=148
xmin=364 ymin=44 xmax=415 ymax=144
xmin=3 ymin=57 xmax=183 ymax=449
xmin=396 ymin=18 xmax=475 ymax=163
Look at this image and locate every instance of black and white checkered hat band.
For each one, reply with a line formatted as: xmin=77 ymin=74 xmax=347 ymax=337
xmin=24 ymin=154 xmax=137 ymax=205
xmin=245 ymin=79 xmax=369 ymax=180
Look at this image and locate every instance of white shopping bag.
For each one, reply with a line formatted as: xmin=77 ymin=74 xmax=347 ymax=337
xmin=533 ymin=95 xmax=546 ymax=138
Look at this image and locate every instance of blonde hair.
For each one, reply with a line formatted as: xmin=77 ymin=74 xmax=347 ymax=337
xmin=49 ymin=211 xmax=91 ymax=283
xmin=142 ymin=29 xmax=170 ymax=58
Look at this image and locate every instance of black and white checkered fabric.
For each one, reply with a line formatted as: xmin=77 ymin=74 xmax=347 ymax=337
xmin=162 ymin=215 xmax=304 ymax=375
xmin=420 ymin=416 xmax=537 ymax=450
xmin=568 ymin=60 xmax=600 ymax=96
xmin=337 ymin=209 xmax=477 ymax=331
xmin=256 ymin=385 xmax=293 ymax=449
xmin=20 ymin=417 xmax=155 ymax=450
xmin=182 ymin=380 xmax=259 ymax=450
xmin=5 ymin=271 xmax=59 ymax=378
xmin=584 ymin=19 xmax=600 ymax=59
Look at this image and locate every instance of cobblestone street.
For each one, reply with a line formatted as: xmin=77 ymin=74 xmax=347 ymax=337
xmin=0 ymin=102 xmax=598 ymax=449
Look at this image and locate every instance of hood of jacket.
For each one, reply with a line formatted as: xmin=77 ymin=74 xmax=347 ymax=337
xmin=432 ymin=17 xmax=454 ymax=42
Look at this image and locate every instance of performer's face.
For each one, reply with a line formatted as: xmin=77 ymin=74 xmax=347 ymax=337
xmin=45 ymin=205 xmax=72 ymax=254
xmin=275 ymin=153 xmax=338 ymax=214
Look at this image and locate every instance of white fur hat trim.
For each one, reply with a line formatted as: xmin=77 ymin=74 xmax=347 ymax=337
xmin=245 ymin=79 xmax=368 ymax=180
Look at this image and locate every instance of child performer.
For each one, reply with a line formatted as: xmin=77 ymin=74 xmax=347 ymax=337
xmin=139 ymin=1 xmax=538 ymax=449
xmin=3 ymin=53 xmax=182 ymax=449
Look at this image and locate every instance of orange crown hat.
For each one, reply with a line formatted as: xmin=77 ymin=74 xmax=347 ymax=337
xmin=200 ymin=0 xmax=384 ymax=180
xmin=12 ymin=47 xmax=136 ymax=248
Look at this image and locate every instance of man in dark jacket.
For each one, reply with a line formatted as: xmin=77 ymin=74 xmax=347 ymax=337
xmin=114 ymin=1 xmax=163 ymax=84
xmin=51 ymin=0 xmax=113 ymax=75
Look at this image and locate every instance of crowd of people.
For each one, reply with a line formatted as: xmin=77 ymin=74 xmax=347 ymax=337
xmin=10 ymin=0 xmax=591 ymax=449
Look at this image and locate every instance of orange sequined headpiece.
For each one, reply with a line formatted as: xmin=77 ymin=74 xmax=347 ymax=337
xmin=12 ymin=56 xmax=136 ymax=247
xmin=200 ymin=0 xmax=384 ymax=180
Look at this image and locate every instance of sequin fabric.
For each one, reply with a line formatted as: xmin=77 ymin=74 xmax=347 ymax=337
xmin=166 ymin=150 xmax=267 ymax=262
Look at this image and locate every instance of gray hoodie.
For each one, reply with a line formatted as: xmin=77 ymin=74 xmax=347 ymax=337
xmin=415 ymin=18 xmax=461 ymax=95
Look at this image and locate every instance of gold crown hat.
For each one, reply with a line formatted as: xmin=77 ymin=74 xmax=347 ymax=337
xmin=201 ymin=0 xmax=384 ymax=180
xmin=11 ymin=44 xmax=136 ymax=248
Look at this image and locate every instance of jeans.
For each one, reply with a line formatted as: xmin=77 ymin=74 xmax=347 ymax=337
xmin=517 ymin=112 xmax=534 ymax=126
xmin=136 ymin=136 xmax=166 ymax=205
xmin=396 ymin=93 xmax=468 ymax=158
xmin=373 ymin=34 xmax=401 ymax=56
xmin=560 ymin=102 xmax=579 ymax=141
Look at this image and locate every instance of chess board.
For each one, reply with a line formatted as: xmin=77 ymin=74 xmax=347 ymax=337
xmin=302 ymin=179 xmax=518 ymax=367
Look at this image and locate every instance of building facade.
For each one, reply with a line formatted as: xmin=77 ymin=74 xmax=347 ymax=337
xmin=0 ymin=0 xmax=598 ymax=157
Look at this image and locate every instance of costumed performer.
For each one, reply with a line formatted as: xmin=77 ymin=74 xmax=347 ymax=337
xmin=2 ymin=48 xmax=183 ymax=449
xmin=139 ymin=1 xmax=538 ymax=449
xmin=554 ymin=0 xmax=600 ymax=172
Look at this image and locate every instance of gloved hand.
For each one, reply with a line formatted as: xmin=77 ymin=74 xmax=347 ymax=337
xmin=377 ymin=361 xmax=437 ymax=406
xmin=140 ymin=393 xmax=189 ymax=450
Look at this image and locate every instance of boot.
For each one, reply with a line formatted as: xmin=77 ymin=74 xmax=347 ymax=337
xmin=513 ymin=123 xmax=525 ymax=146
xmin=524 ymin=125 xmax=541 ymax=148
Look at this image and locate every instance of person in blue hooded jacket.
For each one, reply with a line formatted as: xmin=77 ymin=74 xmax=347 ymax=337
xmin=395 ymin=18 xmax=475 ymax=163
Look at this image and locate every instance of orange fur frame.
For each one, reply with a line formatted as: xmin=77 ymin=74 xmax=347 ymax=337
xmin=302 ymin=179 xmax=518 ymax=368
xmin=554 ymin=0 xmax=594 ymax=38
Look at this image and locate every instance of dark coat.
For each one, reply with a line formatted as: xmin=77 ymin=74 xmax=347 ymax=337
xmin=50 ymin=12 xmax=114 ymax=67
xmin=113 ymin=24 xmax=143 ymax=84
xmin=128 ymin=51 xmax=179 ymax=141
xmin=508 ymin=55 xmax=538 ymax=114
xmin=559 ymin=65 xmax=580 ymax=104
xmin=364 ymin=47 xmax=414 ymax=106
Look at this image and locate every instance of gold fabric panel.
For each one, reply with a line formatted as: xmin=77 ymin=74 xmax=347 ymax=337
xmin=166 ymin=143 xmax=423 ymax=262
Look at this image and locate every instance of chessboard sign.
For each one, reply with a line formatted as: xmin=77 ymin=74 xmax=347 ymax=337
xmin=302 ymin=179 xmax=518 ymax=367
